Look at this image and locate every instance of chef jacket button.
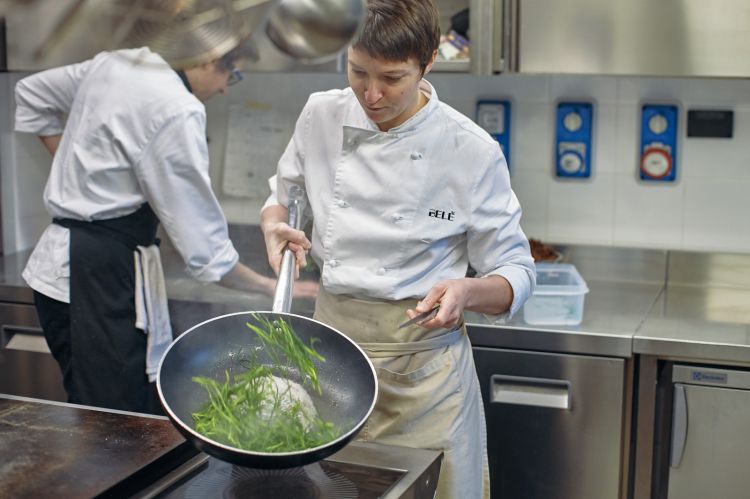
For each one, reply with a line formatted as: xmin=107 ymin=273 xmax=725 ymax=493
xmin=410 ymin=152 xmax=422 ymax=160
xmin=391 ymin=213 xmax=403 ymax=222
xmin=329 ymin=259 xmax=339 ymax=267
xmin=337 ymin=200 xmax=349 ymax=208
xmin=377 ymin=267 xmax=387 ymax=275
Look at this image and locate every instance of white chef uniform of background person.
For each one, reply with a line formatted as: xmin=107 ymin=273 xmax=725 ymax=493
xmin=15 ymin=47 xmax=240 ymax=305
xmin=267 ymin=80 xmax=535 ymax=499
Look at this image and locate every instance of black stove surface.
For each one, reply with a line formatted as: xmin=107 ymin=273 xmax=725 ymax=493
xmin=157 ymin=456 xmax=406 ymax=499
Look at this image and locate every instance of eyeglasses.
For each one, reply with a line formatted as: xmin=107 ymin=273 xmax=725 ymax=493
xmin=227 ymin=67 xmax=243 ymax=86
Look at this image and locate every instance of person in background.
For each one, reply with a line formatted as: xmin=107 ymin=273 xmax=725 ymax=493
xmin=259 ymin=0 xmax=535 ymax=497
xmin=14 ymin=41 xmax=318 ymax=415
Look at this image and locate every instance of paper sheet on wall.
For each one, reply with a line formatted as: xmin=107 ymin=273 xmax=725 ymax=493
xmin=222 ymin=103 xmax=290 ymax=199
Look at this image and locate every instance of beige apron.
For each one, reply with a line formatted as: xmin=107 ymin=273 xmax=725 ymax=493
xmin=315 ymin=288 xmax=490 ymax=499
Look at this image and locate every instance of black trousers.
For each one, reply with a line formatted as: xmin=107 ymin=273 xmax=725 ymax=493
xmin=36 ymin=204 xmax=163 ymax=414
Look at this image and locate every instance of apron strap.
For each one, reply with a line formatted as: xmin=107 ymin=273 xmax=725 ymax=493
xmin=358 ymin=325 xmax=465 ymax=358
xmin=53 ymin=203 xmax=159 ymax=250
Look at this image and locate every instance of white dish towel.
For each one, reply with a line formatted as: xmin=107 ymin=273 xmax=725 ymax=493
xmin=134 ymin=244 xmax=173 ymax=382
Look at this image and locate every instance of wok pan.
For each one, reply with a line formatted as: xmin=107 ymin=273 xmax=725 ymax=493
xmin=157 ymin=187 xmax=378 ymax=468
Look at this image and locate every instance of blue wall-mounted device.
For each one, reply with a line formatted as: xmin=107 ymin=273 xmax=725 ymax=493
xmin=555 ymin=102 xmax=593 ymax=179
xmin=640 ymin=104 xmax=678 ymax=182
xmin=477 ymin=100 xmax=511 ymax=169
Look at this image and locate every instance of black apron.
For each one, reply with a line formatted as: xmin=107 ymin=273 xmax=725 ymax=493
xmin=52 ymin=204 xmax=162 ymax=413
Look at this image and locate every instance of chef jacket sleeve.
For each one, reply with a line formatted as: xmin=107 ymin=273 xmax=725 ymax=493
xmin=261 ymin=174 xmax=279 ymax=211
xmin=467 ymin=146 xmax=535 ymax=318
xmin=14 ymin=58 xmax=93 ymax=136
xmin=134 ymin=108 xmax=239 ymax=282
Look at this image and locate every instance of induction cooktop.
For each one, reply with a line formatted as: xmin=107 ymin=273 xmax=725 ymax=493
xmin=137 ymin=441 xmax=442 ymax=499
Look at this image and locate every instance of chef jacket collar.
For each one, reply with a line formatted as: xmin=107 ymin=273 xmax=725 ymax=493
xmin=388 ymin=79 xmax=438 ymax=134
xmin=174 ymin=69 xmax=193 ymax=93
xmin=349 ymin=79 xmax=438 ymax=137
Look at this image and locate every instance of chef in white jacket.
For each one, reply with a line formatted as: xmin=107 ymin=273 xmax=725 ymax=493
xmin=14 ymin=42 xmax=317 ymax=414
xmin=260 ymin=0 xmax=535 ymax=497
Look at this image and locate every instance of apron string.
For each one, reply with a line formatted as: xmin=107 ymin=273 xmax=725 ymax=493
xmin=358 ymin=324 xmax=465 ymax=358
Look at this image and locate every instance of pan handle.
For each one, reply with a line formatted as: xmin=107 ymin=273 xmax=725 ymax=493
xmin=272 ymin=185 xmax=307 ymax=313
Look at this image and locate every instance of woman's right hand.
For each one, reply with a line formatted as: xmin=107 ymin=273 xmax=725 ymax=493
xmin=261 ymin=204 xmax=312 ymax=276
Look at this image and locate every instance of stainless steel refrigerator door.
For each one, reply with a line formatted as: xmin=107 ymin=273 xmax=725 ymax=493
xmin=668 ymin=380 xmax=750 ymax=499
xmin=473 ymin=347 xmax=626 ymax=499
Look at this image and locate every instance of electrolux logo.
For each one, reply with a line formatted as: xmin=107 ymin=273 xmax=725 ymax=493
xmin=691 ymin=371 xmax=728 ymax=384
xmin=428 ymin=209 xmax=455 ymax=221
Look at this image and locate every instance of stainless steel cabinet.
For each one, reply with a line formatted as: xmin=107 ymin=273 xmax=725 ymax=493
xmin=515 ymin=0 xmax=750 ymax=77
xmin=666 ymin=365 xmax=750 ymax=499
xmin=439 ymin=0 xmax=750 ymax=77
xmin=473 ymin=347 xmax=627 ymax=499
xmin=437 ymin=0 xmax=750 ymax=77
xmin=0 ymin=302 xmax=66 ymax=401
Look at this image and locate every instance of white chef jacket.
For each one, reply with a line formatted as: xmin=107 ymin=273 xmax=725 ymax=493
xmin=269 ymin=80 xmax=534 ymax=317
xmin=15 ymin=48 xmax=239 ymax=303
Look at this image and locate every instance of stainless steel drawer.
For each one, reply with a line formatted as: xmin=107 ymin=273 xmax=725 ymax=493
xmin=0 ymin=302 xmax=66 ymax=401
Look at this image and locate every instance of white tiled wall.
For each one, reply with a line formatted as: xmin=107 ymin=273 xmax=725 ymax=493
xmin=2 ymin=70 xmax=749 ymax=255
xmin=210 ymin=71 xmax=750 ymax=254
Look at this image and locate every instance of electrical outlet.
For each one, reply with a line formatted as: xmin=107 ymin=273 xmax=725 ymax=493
xmin=640 ymin=104 xmax=678 ymax=182
xmin=477 ymin=99 xmax=511 ymax=169
xmin=555 ymin=102 xmax=593 ymax=179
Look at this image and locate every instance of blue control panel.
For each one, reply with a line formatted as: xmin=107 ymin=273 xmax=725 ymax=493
xmin=640 ymin=104 xmax=678 ymax=182
xmin=555 ymin=102 xmax=593 ymax=179
xmin=477 ymin=100 xmax=511 ymax=169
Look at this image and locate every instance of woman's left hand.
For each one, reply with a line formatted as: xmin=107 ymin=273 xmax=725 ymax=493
xmin=405 ymin=275 xmax=514 ymax=329
xmin=405 ymin=279 xmax=470 ymax=330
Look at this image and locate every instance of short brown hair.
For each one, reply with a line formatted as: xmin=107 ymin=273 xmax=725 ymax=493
xmin=353 ymin=0 xmax=441 ymax=74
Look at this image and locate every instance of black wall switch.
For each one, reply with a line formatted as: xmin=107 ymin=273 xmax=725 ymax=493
xmin=687 ymin=110 xmax=733 ymax=138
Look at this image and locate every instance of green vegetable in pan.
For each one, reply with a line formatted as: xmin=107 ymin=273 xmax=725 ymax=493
xmin=191 ymin=314 xmax=341 ymax=452
xmin=245 ymin=314 xmax=326 ymax=394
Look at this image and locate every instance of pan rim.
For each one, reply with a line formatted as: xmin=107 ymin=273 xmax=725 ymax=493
xmin=156 ymin=310 xmax=379 ymax=459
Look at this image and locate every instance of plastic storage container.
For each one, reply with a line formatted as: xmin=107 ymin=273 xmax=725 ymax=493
xmin=523 ymin=263 xmax=589 ymax=326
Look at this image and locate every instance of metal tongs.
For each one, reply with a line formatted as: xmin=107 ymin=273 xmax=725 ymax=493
xmin=398 ymin=306 xmax=440 ymax=329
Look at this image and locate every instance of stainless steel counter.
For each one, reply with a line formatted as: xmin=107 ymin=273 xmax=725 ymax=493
xmin=160 ymin=245 xmax=666 ymax=357
xmin=634 ymin=285 xmax=750 ymax=365
xmin=632 ymin=250 xmax=750 ymax=366
xmin=465 ymin=245 xmax=668 ymax=357
xmin=165 ymin=270 xmax=662 ymax=357
xmin=466 ymin=280 xmax=663 ymax=357
xmin=161 ymin=245 xmax=750 ymax=364
xmin=1 ymin=240 xmax=750 ymax=364
xmin=163 ymin=282 xmax=660 ymax=358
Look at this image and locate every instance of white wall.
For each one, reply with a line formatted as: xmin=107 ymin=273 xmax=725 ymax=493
xmin=3 ymin=70 xmax=749 ymax=255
